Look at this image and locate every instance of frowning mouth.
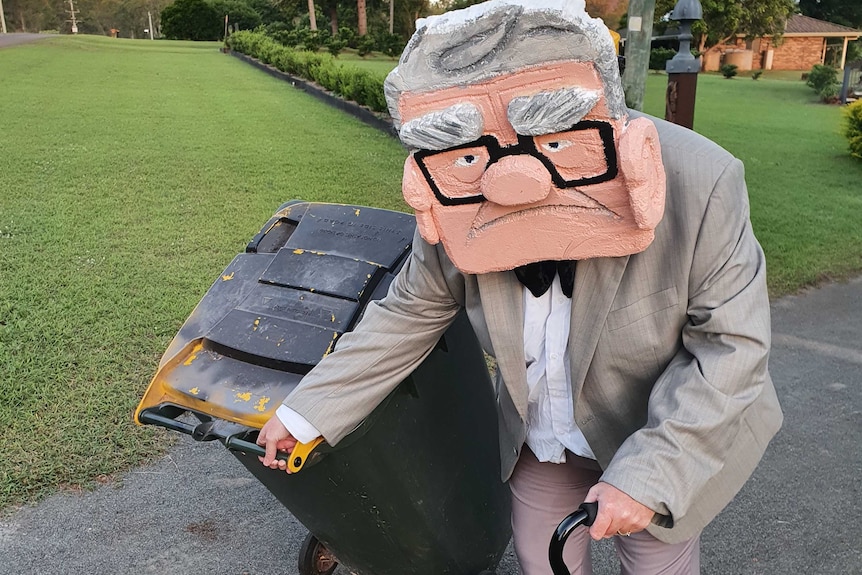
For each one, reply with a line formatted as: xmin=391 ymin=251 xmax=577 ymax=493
xmin=467 ymin=204 xmax=619 ymax=239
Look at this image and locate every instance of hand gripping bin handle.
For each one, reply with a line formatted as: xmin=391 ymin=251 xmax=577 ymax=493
xmin=549 ymin=502 xmax=599 ymax=575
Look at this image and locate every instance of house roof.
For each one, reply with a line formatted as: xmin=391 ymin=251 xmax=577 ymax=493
xmin=784 ymin=14 xmax=860 ymax=37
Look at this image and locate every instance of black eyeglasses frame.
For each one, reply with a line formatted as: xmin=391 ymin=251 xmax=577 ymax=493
xmin=413 ymin=120 xmax=619 ymax=207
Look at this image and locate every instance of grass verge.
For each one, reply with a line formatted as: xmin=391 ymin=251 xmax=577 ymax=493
xmin=0 ymin=35 xmax=406 ymax=511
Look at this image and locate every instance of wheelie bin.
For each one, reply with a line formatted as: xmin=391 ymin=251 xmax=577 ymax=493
xmin=135 ymin=200 xmax=512 ymax=575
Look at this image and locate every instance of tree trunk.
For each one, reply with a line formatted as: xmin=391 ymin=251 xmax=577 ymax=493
xmin=328 ymin=4 xmax=337 ymax=35
xmin=307 ymin=0 xmax=317 ymax=31
xmin=357 ymin=0 xmax=367 ymax=36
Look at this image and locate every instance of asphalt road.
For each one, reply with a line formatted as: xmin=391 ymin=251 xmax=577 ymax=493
xmin=1 ymin=276 xmax=860 ymax=575
xmin=0 ymin=33 xmax=51 ymax=49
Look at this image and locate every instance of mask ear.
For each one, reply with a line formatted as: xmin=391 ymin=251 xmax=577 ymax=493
xmin=402 ymin=154 xmax=440 ymax=245
xmin=619 ymin=117 xmax=666 ymax=230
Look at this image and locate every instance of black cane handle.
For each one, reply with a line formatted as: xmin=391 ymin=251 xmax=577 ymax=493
xmin=548 ymin=502 xmax=599 ymax=575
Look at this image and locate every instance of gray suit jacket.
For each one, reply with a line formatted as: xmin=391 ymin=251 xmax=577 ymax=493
xmin=284 ymin=115 xmax=783 ymax=544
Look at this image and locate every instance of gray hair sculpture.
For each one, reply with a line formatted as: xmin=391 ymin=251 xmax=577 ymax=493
xmin=384 ymin=0 xmax=627 ymax=138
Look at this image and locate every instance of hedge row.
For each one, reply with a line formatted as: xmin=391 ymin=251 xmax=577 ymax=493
xmin=228 ymin=30 xmax=389 ymax=114
xmin=845 ymin=99 xmax=862 ymax=161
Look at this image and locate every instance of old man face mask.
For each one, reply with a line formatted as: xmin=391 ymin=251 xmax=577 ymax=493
xmin=384 ymin=0 xmax=666 ymax=275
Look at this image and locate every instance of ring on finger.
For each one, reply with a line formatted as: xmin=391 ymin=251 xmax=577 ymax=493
xmin=616 ymin=530 xmax=632 ymax=537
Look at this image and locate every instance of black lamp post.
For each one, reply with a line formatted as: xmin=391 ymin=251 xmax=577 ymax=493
xmin=664 ymin=0 xmax=703 ymax=129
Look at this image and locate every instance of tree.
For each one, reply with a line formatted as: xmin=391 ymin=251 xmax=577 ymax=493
xmin=307 ymin=0 xmax=316 ymax=30
xmin=654 ymin=0 xmax=797 ymax=53
xmin=161 ymin=0 xmax=221 ymax=40
xmin=357 ymin=0 xmax=366 ymax=35
xmin=210 ymin=0 xmax=262 ymax=31
xmin=799 ymin=0 xmax=862 ymax=29
xmin=0 ymin=0 xmax=62 ymax=32
xmin=586 ymin=0 xmax=628 ymax=30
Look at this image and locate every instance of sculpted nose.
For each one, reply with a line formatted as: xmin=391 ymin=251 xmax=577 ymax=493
xmin=481 ymin=155 xmax=552 ymax=206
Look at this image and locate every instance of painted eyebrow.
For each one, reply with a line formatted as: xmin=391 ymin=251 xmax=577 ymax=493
xmin=507 ymin=87 xmax=601 ymax=136
xmin=398 ymin=103 xmax=484 ymax=151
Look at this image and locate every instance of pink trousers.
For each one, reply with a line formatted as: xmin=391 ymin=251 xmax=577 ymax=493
xmin=509 ymin=448 xmax=700 ymax=575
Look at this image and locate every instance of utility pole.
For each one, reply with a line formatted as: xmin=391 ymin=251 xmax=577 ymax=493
xmin=0 ymin=0 xmax=8 ymax=34
xmin=148 ymin=11 xmax=154 ymax=40
xmin=67 ymin=0 xmax=80 ymax=34
xmin=623 ymin=0 xmax=657 ymax=111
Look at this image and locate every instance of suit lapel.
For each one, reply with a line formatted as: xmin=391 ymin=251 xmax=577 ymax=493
xmin=568 ymin=256 xmax=630 ymax=396
xmin=476 ymin=271 xmax=528 ymax=420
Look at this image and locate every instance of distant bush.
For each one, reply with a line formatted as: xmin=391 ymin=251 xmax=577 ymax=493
xmin=752 ymin=70 xmax=763 ymax=80
xmin=228 ymin=30 xmax=389 ymax=113
xmin=357 ymin=34 xmax=376 ymax=57
xmin=806 ymin=64 xmax=840 ymax=102
xmin=649 ymin=47 xmax=675 ymax=72
xmin=327 ymin=38 xmax=347 ymax=57
xmin=720 ymin=64 xmax=738 ymax=79
xmin=844 ymin=99 xmax=862 ymax=160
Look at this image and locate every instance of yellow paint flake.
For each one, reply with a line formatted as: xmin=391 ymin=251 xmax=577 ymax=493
xmin=189 ymin=387 xmax=200 ymax=395
xmin=330 ymin=314 xmax=335 ymax=322
xmin=293 ymin=249 xmax=305 ymax=254
xmin=323 ymin=340 xmax=335 ymax=358
xmin=254 ymin=396 xmax=271 ymax=412
xmin=252 ymin=317 xmax=261 ymax=331
xmin=183 ymin=343 xmax=204 ymax=366
xmin=354 ymin=209 xmax=361 ymax=216
xmin=235 ymin=392 xmax=252 ymax=402
xmin=221 ymin=271 xmax=235 ymax=281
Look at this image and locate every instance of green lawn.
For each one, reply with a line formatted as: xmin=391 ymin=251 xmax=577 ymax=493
xmin=0 ymin=35 xmax=406 ymax=511
xmin=642 ymin=72 xmax=862 ymax=294
xmin=0 ymin=36 xmax=860 ymax=511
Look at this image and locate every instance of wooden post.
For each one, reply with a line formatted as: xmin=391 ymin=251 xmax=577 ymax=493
xmin=840 ymin=37 xmax=849 ymax=70
xmin=665 ymin=73 xmax=698 ymax=129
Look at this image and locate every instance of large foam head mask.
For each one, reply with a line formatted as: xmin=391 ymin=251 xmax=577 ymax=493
xmin=385 ymin=0 xmax=666 ymax=274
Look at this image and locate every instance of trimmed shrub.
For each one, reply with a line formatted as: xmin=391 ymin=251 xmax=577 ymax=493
xmin=229 ymin=30 xmax=388 ymax=114
xmin=752 ymin=70 xmax=763 ymax=80
xmin=357 ymin=35 xmax=376 ymax=57
xmin=844 ymin=99 xmax=862 ymax=160
xmin=720 ymin=64 xmax=738 ymax=79
xmin=807 ymin=64 xmax=840 ymax=102
xmin=327 ymin=38 xmax=347 ymax=57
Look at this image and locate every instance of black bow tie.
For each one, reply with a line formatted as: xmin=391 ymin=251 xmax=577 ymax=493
xmin=514 ymin=260 xmax=576 ymax=298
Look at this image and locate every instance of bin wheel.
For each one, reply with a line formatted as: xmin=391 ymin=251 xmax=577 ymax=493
xmin=298 ymin=533 xmax=338 ymax=575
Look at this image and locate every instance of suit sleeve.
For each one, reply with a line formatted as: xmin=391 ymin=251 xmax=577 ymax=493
xmin=600 ymin=158 xmax=775 ymax=527
xmin=282 ymin=228 xmax=465 ymax=446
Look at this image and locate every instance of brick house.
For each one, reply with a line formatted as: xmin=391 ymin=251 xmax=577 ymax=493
xmin=703 ymin=14 xmax=860 ymax=72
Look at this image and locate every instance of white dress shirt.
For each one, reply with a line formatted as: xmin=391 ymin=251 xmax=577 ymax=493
xmin=522 ymin=275 xmax=595 ymax=462
xmin=278 ymin=275 xmax=595 ymax=462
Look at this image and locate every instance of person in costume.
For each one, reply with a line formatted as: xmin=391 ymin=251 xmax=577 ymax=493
xmin=256 ymin=1 xmax=782 ymax=573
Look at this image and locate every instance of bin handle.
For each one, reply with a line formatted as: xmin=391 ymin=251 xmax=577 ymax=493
xmin=223 ymin=435 xmax=325 ymax=473
xmin=548 ymin=502 xmax=599 ymax=575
